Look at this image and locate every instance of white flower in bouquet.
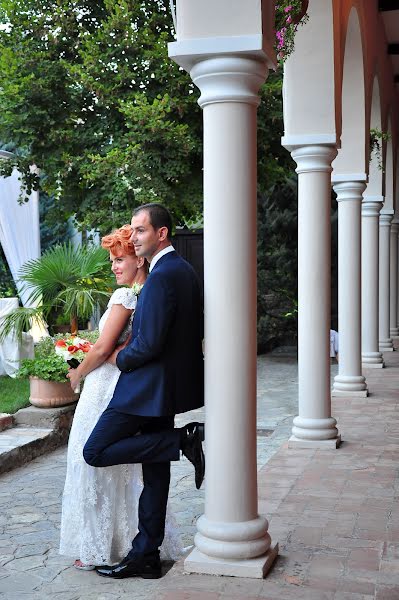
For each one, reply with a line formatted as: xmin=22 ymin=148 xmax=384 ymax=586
xmin=54 ymin=336 xmax=94 ymax=363
xmin=131 ymin=282 xmax=144 ymax=297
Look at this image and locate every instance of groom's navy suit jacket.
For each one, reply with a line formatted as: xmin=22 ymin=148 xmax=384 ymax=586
xmin=110 ymin=251 xmax=204 ymax=416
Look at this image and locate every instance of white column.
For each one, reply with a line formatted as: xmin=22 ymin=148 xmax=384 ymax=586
xmin=396 ymin=232 xmax=399 ymax=334
xmin=379 ymin=211 xmax=394 ymax=351
xmin=361 ymin=196 xmax=384 ymax=368
xmin=178 ymin=55 xmax=277 ymax=579
xmin=284 ymin=144 xmax=340 ymax=448
xmin=390 ymin=222 xmax=399 ymax=338
xmin=332 ymin=179 xmax=367 ymax=397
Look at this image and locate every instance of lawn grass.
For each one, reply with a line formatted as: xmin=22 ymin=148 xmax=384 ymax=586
xmin=0 ymin=376 xmax=30 ymax=414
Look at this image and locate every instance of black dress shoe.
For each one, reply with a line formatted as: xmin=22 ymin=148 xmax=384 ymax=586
xmin=96 ymin=554 xmax=162 ymax=579
xmin=181 ymin=422 xmax=205 ymax=489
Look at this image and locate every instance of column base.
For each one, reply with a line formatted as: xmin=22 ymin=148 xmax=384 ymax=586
xmin=184 ymin=543 xmax=279 ymax=579
xmin=379 ymin=339 xmax=394 ymax=351
xmin=331 ymin=388 xmax=368 ymax=398
xmin=390 ymin=328 xmax=399 ymax=337
xmin=332 ymin=375 xmax=367 ymax=396
xmin=288 ymin=435 xmax=341 ymax=449
xmin=361 ymin=352 xmax=384 ymax=366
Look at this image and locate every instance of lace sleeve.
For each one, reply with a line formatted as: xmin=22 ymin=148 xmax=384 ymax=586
xmin=107 ymin=287 xmax=137 ymax=311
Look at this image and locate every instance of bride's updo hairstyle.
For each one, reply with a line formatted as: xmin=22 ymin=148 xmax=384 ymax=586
xmin=101 ymin=224 xmax=135 ymax=256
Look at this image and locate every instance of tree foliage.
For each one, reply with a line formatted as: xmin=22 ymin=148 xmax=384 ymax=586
xmin=0 ymin=243 xmax=113 ymax=341
xmin=0 ymin=0 xmax=202 ymax=233
xmin=0 ymin=1 xmax=298 ymax=350
xmin=257 ymin=177 xmax=298 ymax=352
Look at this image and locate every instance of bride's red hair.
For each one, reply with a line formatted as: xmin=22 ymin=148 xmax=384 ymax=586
xmin=101 ymin=224 xmax=135 ymax=256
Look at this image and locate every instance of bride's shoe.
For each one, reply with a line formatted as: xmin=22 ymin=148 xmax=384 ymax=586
xmin=73 ymin=559 xmax=96 ymax=571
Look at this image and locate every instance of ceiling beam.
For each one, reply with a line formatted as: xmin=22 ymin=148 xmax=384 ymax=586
xmin=379 ymin=0 xmax=399 ymax=11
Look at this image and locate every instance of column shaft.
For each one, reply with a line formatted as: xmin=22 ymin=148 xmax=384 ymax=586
xmin=389 ymin=222 xmax=398 ymax=337
xmin=378 ymin=212 xmax=393 ymax=351
xmin=288 ymin=145 xmax=340 ymax=448
xmin=332 ymin=181 xmax=367 ymax=397
xmin=184 ymin=55 xmax=277 ymax=578
xmin=361 ymin=197 xmax=384 ymax=367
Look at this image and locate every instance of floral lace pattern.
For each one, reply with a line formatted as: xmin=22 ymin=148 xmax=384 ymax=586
xmin=59 ymin=288 xmax=182 ymax=564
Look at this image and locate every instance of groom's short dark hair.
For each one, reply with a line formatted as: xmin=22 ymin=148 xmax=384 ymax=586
xmin=133 ymin=203 xmax=173 ymax=240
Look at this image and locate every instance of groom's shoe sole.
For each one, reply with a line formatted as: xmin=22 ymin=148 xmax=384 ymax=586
xmin=96 ymin=563 xmax=162 ymax=579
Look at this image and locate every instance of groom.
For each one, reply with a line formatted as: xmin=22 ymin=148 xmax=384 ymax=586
xmin=83 ymin=203 xmax=205 ymax=579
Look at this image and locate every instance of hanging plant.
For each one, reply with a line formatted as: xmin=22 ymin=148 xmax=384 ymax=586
xmin=275 ymin=1 xmax=309 ymax=63
xmin=369 ymin=128 xmax=391 ymax=171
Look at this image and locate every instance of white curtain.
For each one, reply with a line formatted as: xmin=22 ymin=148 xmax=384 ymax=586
xmin=0 ymin=167 xmax=41 ymax=305
xmin=0 ymin=165 xmax=48 ymax=342
xmin=0 ymin=298 xmax=34 ymax=376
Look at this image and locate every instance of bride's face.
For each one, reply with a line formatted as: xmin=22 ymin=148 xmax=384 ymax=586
xmin=110 ymin=251 xmax=138 ymax=287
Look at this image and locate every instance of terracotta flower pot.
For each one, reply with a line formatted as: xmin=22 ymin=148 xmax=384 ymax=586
xmin=29 ymin=377 xmax=79 ymax=408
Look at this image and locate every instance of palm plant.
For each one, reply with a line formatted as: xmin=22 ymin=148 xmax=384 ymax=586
xmin=0 ymin=243 xmax=113 ymax=341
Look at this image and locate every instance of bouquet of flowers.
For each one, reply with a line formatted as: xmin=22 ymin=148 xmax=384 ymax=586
xmin=55 ymin=336 xmax=94 ymax=368
xmin=55 ymin=335 xmax=94 ymax=393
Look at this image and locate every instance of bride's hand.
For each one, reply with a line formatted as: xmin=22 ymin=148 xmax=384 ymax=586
xmin=67 ymin=368 xmax=81 ymax=391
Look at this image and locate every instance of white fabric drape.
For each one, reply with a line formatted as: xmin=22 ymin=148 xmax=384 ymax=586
xmin=0 ymin=168 xmax=41 ymax=306
xmin=0 ymin=165 xmax=48 ymax=343
xmin=0 ymin=298 xmax=34 ymax=376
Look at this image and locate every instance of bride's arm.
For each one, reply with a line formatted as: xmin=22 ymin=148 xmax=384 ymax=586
xmin=67 ymin=304 xmax=132 ymax=390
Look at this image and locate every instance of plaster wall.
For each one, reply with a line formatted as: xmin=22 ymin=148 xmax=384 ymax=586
xmin=283 ymin=0 xmax=398 ymax=159
xmin=283 ymin=0 xmax=336 ymax=140
xmin=175 ymin=0 xmax=267 ymax=40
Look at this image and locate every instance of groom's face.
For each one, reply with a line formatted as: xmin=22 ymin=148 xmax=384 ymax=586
xmin=131 ymin=210 xmax=160 ymax=261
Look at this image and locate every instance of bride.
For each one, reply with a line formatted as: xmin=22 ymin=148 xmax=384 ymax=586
xmin=59 ymin=224 xmax=181 ymax=569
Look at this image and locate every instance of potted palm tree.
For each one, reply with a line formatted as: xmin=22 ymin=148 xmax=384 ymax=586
xmin=0 ymin=242 xmax=113 ymax=339
xmin=0 ymin=243 xmax=112 ymax=407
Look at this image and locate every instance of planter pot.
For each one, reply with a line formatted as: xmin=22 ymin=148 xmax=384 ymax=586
xmin=29 ymin=377 xmax=79 ymax=408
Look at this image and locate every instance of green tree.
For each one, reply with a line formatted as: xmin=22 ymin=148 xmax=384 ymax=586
xmin=0 ymin=1 xmax=298 ymax=350
xmin=0 ymin=0 xmax=202 ymax=233
xmin=257 ymin=177 xmax=298 ymax=352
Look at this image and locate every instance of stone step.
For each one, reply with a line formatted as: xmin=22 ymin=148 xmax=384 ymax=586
xmin=13 ymin=403 xmax=76 ymax=429
xmin=0 ymin=413 xmax=14 ymax=432
xmin=0 ymin=403 xmax=76 ymax=475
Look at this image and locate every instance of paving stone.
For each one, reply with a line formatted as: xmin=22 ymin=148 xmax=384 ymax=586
xmin=0 ymin=353 xmax=397 ymax=599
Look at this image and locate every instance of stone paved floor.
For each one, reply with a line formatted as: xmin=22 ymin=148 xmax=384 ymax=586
xmin=4 ymin=350 xmax=399 ymax=599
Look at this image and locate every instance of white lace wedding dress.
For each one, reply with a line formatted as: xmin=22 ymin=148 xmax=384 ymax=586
xmin=59 ymin=287 xmax=182 ymax=565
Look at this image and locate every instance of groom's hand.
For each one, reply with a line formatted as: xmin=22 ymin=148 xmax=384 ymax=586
xmin=108 ymin=337 xmax=131 ymax=365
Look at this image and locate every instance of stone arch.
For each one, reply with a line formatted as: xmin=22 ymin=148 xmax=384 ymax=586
xmin=333 ymin=5 xmax=366 ymax=177
xmin=282 ymin=0 xmax=337 ymax=144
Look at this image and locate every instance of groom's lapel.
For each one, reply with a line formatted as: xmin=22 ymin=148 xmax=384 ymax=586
xmin=150 ymin=250 xmax=177 ymax=273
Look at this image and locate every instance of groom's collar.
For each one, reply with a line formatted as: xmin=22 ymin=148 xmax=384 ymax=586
xmin=149 ymin=245 xmax=175 ymax=272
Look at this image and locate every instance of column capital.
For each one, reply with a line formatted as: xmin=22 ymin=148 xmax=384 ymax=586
xmin=189 ymin=55 xmax=268 ymax=108
xmin=362 ymin=196 xmax=384 ymax=217
xmin=333 ymin=180 xmax=366 ymax=202
xmin=288 ymin=145 xmax=337 ymax=175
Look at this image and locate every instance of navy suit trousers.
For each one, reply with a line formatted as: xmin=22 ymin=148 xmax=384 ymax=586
xmin=83 ymin=408 xmax=181 ymax=557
